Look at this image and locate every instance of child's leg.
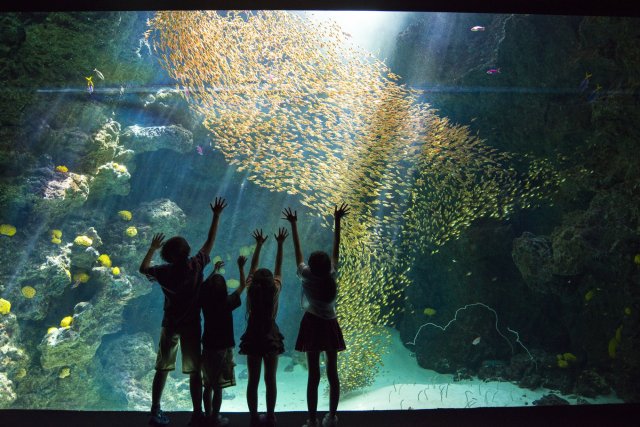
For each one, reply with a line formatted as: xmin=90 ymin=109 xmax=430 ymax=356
xmin=212 ymin=384 xmax=223 ymax=419
xmin=151 ymin=370 xmax=169 ymax=410
xmin=189 ymin=371 xmax=203 ymax=413
xmin=203 ymin=384 xmax=212 ymax=416
xmin=263 ymin=354 xmax=279 ymax=416
xmin=306 ymin=351 xmax=321 ymax=422
xmin=325 ymin=350 xmax=339 ymax=417
xmin=246 ymin=355 xmax=262 ymax=417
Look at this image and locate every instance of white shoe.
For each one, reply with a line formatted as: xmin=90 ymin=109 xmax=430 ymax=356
xmin=322 ymin=413 xmax=338 ymax=427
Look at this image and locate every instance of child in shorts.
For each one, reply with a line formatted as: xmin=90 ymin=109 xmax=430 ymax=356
xmin=200 ymin=256 xmax=248 ymax=427
xmin=139 ymin=197 xmax=227 ymax=426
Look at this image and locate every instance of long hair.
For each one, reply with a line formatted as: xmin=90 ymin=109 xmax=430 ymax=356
xmin=308 ymin=251 xmax=337 ymax=301
xmin=246 ymin=268 xmax=277 ymax=326
xmin=161 ymin=236 xmax=190 ymax=264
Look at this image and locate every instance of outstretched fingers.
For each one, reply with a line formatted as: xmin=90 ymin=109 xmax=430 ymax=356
xmin=281 ymin=207 xmax=297 ymax=222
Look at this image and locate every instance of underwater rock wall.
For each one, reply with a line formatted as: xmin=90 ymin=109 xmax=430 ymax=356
xmin=396 ymin=15 xmax=640 ymax=401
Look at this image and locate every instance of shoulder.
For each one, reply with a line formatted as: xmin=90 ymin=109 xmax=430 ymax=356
xmin=189 ymin=250 xmax=210 ymax=269
xmin=297 ymin=262 xmax=310 ymax=277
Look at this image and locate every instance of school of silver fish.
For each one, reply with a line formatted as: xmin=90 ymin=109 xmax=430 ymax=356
xmin=148 ymin=10 xmax=560 ymax=391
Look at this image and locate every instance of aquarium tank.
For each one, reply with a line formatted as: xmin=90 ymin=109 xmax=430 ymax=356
xmin=0 ymin=8 xmax=639 ymax=412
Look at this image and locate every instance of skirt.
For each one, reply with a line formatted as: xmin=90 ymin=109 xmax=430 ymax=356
xmin=295 ymin=311 xmax=346 ymax=352
xmin=239 ymin=320 xmax=285 ymax=357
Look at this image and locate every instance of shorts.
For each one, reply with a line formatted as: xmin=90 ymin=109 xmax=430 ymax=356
xmin=155 ymin=326 xmax=201 ymax=373
xmin=202 ymin=347 xmax=236 ymax=389
xmin=295 ymin=311 xmax=346 ymax=352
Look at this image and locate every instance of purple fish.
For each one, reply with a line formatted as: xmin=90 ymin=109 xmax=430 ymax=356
xmin=486 ymin=68 xmax=501 ymax=75
xmin=196 ymin=145 xmax=203 ymax=155
xmin=87 ymin=84 xmax=94 ymax=94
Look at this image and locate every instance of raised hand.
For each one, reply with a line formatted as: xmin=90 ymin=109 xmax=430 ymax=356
xmin=214 ymin=260 xmax=225 ymax=272
xmin=150 ymin=233 xmax=165 ymax=249
xmin=210 ymin=197 xmax=228 ymax=215
xmin=274 ymin=227 xmax=289 ymax=243
xmin=334 ymin=203 xmax=350 ymax=220
xmin=252 ymin=229 xmax=268 ymax=245
xmin=281 ymin=207 xmax=297 ymax=223
xmin=237 ymin=255 xmax=247 ymax=267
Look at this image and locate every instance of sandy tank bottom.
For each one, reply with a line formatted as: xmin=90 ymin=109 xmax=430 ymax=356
xmin=159 ymin=328 xmax=622 ymax=412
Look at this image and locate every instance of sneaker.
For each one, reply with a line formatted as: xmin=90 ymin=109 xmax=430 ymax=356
xmin=149 ymin=408 xmax=170 ymax=426
xmin=188 ymin=411 xmax=205 ymax=426
xmin=322 ymin=414 xmax=338 ymax=427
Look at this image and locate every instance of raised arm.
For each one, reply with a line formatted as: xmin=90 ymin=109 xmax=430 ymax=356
xmin=274 ymin=227 xmax=289 ymax=277
xmin=282 ymin=207 xmax=303 ymax=266
xmin=139 ymin=233 xmax=165 ymax=274
xmin=332 ymin=203 xmax=350 ymax=268
xmin=249 ymin=229 xmax=268 ymax=276
xmin=201 ymin=197 xmax=227 ymax=256
xmin=236 ymin=255 xmax=247 ymax=296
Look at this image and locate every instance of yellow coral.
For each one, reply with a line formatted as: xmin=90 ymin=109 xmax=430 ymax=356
xmin=0 ymin=224 xmax=16 ymax=237
xmin=0 ymin=298 xmax=10 ymax=315
xmin=16 ymin=368 xmax=27 ymax=379
xmin=51 ymin=229 xmax=62 ymax=239
xmin=112 ymin=162 xmax=128 ymax=173
xmin=64 ymin=268 xmax=72 ymax=281
xmin=111 ymin=266 xmax=121 ymax=276
xmin=60 ymin=316 xmax=73 ymax=328
xmin=624 ymin=307 xmax=632 ymax=316
xmin=47 ymin=327 xmax=58 ymax=334
xmin=557 ymin=359 xmax=569 ymax=368
xmin=55 ymin=165 xmax=68 ymax=173
xmin=97 ymin=254 xmax=112 ymax=267
xmin=634 ymin=254 xmax=640 ymax=265
xmin=562 ymin=352 xmax=577 ymax=362
xmin=73 ymin=272 xmax=90 ymax=283
xmin=21 ymin=286 xmax=36 ymax=299
xmin=74 ymin=235 xmax=93 ymax=246
xmin=51 ymin=237 xmax=62 ymax=245
xmin=423 ymin=307 xmax=436 ymax=316
xmin=118 ymin=210 xmax=132 ymax=221
xmin=59 ymin=367 xmax=71 ymax=379
xmin=125 ymin=226 xmax=137 ymax=237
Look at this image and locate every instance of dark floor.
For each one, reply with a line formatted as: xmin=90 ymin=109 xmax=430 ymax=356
xmin=2 ymin=405 xmax=640 ymax=427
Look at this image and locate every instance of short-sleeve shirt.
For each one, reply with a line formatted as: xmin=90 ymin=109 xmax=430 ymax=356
xmin=145 ymin=249 xmax=210 ymax=328
xmin=201 ymin=274 xmax=242 ymax=350
xmin=297 ymin=263 xmax=337 ymax=320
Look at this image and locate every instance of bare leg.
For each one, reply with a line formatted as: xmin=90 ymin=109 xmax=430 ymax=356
xmin=212 ymin=385 xmax=223 ymax=419
xmin=263 ymin=354 xmax=279 ymax=416
xmin=306 ymin=351 xmax=321 ymax=423
xmin=151 ymin=370 xmax=169 ymax=411
xmin=190 ymin=371 xmax=203 ymax=413
xmin=203 ymin=385 xmax=212 ymax=416
xmin=247 ymin=355 xmax=262 ymax=418
xmin=325 ymin=351 xmax=340 ymax=417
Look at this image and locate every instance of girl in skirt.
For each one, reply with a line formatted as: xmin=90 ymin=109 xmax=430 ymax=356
xmin=282 ymin=203 xmax=349 ymax=427
xmin=239 ymin=228 xmax=289 ymax=427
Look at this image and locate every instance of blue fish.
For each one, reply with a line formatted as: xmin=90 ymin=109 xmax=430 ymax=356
xmin=587 ymin=84 xmax=602 ymax=103
xmin=579 ymin=72 xmax=592 ymax=92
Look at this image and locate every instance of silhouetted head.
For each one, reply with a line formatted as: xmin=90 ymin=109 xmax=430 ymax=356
xmin=161 ymin=236 xmax=190 ymax=264
xmin=308 ymin=251 xmax=331 ymax=276
xmin=247 ymin=268 xmax=276 ymax=321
